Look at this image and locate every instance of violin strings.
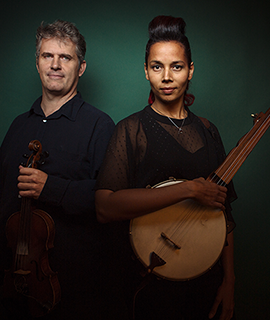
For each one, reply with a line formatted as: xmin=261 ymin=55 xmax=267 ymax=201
xmin=16 ymin=197 xmax=31 ymax=270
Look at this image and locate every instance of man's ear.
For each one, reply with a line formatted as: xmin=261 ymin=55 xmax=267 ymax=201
xmin=36 ymin=61 xmax=40 ymax=73
xmin=79 ymin=60 xmax=86 ymax=77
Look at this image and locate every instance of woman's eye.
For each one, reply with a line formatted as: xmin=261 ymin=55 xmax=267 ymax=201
xmin=173 ymin=65 xmax=183 ymax=71
xmin=152 ymin=65 xmax=161 ymax=71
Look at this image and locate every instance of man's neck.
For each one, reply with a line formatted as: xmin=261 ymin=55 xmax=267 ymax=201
xmin=41 ymin=90 xmax=77 ymax=117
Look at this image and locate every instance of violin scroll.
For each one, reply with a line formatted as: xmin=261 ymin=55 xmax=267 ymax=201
xmin=23 ymin=140 xmax=49 ymax=169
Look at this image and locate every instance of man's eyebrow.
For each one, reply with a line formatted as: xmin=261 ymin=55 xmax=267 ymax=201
xmin=41 ymin=51 xmax=52 ymax=56
xmin=41 ymin=52 xmax=73 ymax=58
xmin=59 ymin=53 xmax=73 ymax=59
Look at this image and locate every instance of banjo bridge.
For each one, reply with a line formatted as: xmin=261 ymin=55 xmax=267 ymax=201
xmin=161 ymin=232 xmax=181 ymax=250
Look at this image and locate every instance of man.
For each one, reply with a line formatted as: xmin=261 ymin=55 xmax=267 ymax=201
xmin=0 ymin=20 xmax=115 ymax=319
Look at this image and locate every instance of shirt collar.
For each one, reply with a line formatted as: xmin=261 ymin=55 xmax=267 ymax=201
xmin=30 ymin=92 xmax=84 ymax=121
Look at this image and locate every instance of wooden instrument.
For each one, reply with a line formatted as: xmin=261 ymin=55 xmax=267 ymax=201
xmin=3 ymin=140 xmax=61 ymax=317
xmin=130 ymin=108 xmax=270 ymax=281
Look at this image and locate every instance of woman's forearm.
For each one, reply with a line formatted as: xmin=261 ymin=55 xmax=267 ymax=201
xmin=95 ymin=178 xmax=227 ymax=223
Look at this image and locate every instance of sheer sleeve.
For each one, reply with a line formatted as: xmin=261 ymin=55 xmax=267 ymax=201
xmin=96 ymin=113 xmax=146 ymax=191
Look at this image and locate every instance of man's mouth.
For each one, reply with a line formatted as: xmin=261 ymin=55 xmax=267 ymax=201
xmin=47 ymin=73 xmax=64 ymax=79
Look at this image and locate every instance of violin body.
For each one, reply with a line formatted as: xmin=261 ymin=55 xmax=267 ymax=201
xmin=4 ymin=208 xmax=61 ymax=317
xmin=3 ymin=140 xmax=61 ymax=317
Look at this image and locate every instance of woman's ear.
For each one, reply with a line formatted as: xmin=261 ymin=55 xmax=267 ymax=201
xmin=188 ymin=62 xmax=194 ymax=81
xmin=144 ymin=63 xmax=150 ymax=81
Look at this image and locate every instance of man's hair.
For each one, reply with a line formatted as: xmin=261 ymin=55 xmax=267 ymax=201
xmin=36 ymin=20 xmax=86 ymax=65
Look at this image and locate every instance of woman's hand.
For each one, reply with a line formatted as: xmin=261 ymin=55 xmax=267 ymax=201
xmin=208 ymin=278 xmax=235 ymax=320
xmin=187 ymin=177 xmax=227 ymax=211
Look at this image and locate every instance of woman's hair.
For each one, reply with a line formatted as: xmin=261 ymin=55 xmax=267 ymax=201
xmin=35 ymin=20 xmax=86 ymax=66
xmin=145 ymin=15 xmax=194 ymax=106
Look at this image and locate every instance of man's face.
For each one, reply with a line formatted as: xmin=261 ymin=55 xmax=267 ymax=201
xmin=36 ymin=37 xmax=86 ymax=97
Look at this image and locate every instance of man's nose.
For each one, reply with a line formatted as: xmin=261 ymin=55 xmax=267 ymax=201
xmin=51 ymin=56 xmax=61 ymax=70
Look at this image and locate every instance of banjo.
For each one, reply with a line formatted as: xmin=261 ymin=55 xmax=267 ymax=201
xmin=130 ymin=108 xmax=270 ymax=281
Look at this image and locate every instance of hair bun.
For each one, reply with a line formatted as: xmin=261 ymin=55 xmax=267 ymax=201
xmin=148 ymin=15 xmax=186 ymax=40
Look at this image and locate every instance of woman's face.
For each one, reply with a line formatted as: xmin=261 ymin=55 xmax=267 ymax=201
xmin=144 ymin=41 xmax=194 ymax=108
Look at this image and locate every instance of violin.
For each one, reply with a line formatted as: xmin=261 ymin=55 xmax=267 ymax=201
xmin=3 ymin=140 xmax=61 ymax=318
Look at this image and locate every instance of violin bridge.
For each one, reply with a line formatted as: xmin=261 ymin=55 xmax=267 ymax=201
xmin=14 ymin=269 xmax=31 ymax=275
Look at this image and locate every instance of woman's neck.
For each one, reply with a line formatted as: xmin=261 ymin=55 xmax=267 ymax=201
xmin=151 ymin=100 xmax=187 ymax=119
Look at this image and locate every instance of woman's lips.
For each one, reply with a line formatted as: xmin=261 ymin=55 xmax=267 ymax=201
xmin=161 ymin=87 xmax=175 ymax=94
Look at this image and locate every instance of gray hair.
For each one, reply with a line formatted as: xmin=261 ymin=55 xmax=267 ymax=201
xmin=36 ymin=20 xmax=86 ymax=65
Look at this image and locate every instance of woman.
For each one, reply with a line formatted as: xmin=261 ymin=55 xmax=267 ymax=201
xmin=95 ymin=15 xmax=236 ymax=320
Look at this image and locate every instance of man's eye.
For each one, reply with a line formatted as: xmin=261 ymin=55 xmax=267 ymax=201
xmin=61 ymin=56 xmax=71 ymax=61
xmin=43 ymin=54 xmax=52 ymax=59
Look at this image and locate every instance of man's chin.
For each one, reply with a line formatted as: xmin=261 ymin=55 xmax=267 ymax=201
xmin=46 ymin=88 xmax=65 ymax=95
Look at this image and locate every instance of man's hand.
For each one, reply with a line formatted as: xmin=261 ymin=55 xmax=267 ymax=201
xmin=18 ymin=165 xmax=48 ymax=199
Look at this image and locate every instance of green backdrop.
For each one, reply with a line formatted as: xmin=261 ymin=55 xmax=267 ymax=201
xmin=1 ymin=0 xmax=269 ymax=319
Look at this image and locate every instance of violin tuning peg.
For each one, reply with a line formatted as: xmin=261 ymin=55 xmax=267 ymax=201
xmin=251 ymin=113 xmax=258 ymax=118
xmin=37 ymin=150 xmax=49 ymax=166
xmin=23 ymin=153 xmax=30 ymax=158
xmin=43 ymin=151 xmax=49 ymax=158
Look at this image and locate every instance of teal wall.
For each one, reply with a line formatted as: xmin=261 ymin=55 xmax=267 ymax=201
xmin=1 ymin=0 xmax=270 ymax=318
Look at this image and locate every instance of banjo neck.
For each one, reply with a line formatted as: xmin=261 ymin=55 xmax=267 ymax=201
xmin=207 ymin=108 xmax=270 ymax=186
